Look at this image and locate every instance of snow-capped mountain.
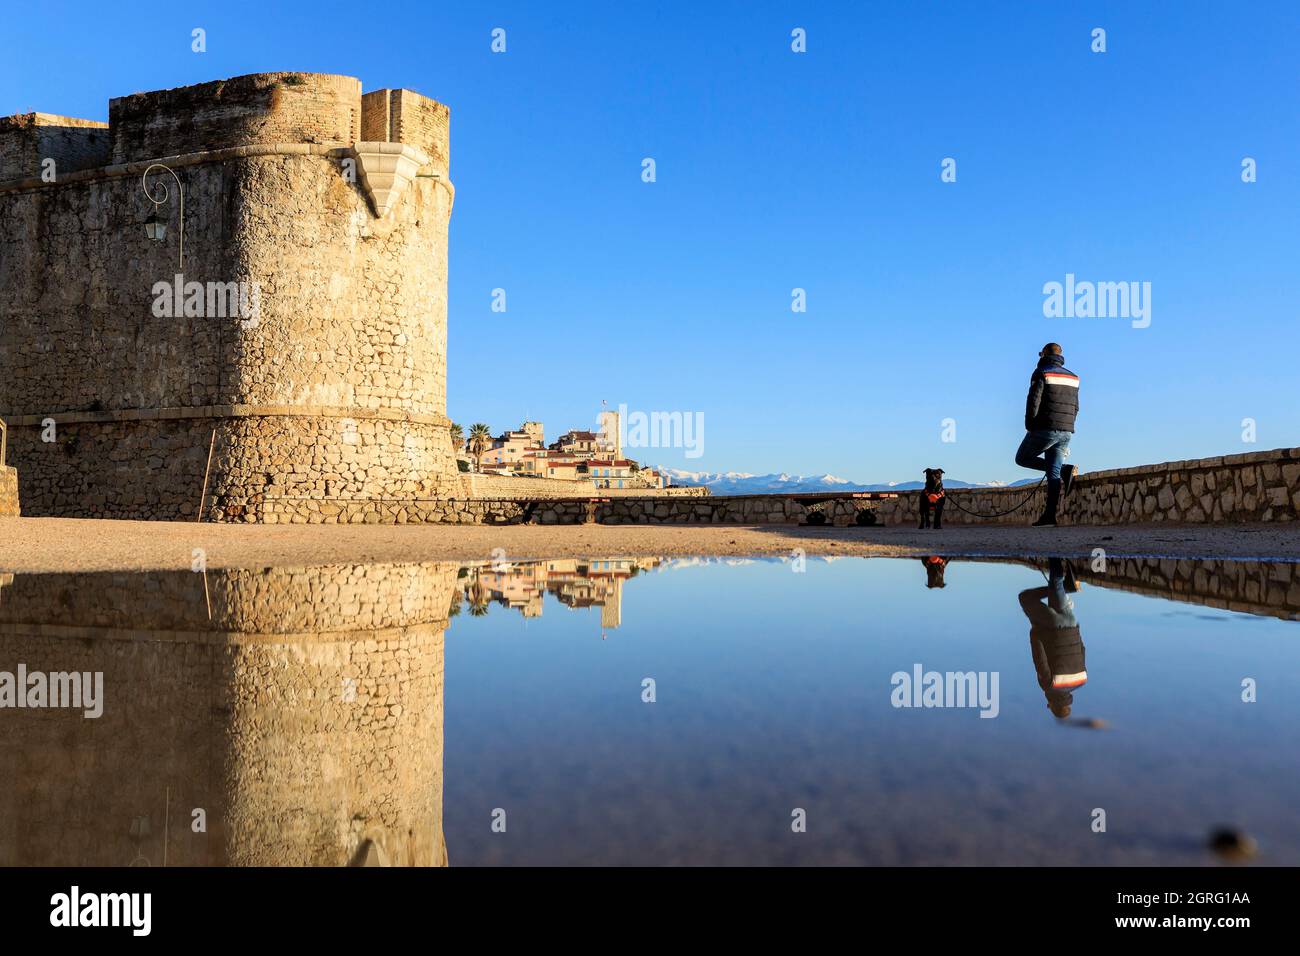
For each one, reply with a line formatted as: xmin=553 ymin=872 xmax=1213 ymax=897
xmin=660 ymin=468 xmax=1031 ymax=495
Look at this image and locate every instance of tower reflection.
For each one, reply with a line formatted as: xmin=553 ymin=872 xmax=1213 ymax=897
xmin=0 ymin=563 xmax=458 ymax=866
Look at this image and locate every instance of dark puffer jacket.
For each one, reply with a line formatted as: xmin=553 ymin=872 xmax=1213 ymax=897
xmin=1019 ymin=585 xmax=1087 ymax=716
xmin=1025 ymin=354 xmax=1079 ymax=433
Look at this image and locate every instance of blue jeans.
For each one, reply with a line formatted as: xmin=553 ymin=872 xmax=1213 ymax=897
xmin=1015 ymin=429 xmax=1072 ymax=481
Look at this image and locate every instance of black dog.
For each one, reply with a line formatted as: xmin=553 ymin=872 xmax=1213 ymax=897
xmin=919 ymin=468 xmax=945 ymax=529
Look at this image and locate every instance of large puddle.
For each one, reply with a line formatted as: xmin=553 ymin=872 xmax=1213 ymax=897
xmin=1 ymin=555 xmax=1297 ymax=866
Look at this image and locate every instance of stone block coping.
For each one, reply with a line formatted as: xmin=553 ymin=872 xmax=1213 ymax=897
xmin=0 ymin=142 xmax=454 ymax=206
xmin=0 ymin=405 xmax=453 ymax=428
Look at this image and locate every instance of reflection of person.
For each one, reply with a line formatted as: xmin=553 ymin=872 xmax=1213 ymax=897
xmin=921 ymin=556 xmax=948 ymax=588
xmin=1019 ymin=559 xmax=1086 ymax=718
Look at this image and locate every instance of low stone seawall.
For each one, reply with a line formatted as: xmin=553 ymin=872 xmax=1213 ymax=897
xmin=3 ymin=444 xmax=1294 ymax=527
xmin=476 ymin=445 xmax=1300 ymax=528
xmin=257 ymin=491 xmax=876 ymax=525
xmin=873 ymin=446 xmax=1300 ymax=527
xmin=600 ymin=485 xmax=709 ymax=498
xmin=461 ymin=473 xmax=599 ymax=498
xmin=0 ymin=466 xmax=17 ymax=517
xmin=452 ymin=445 xmax=1299 ymax=528
xmin=459 ymin=473 xmax=708 ymax=500
xmin=258 ymin=479 xmax=711 ymax=522
xmin=581 ymin=493 xmax=874 ymax=525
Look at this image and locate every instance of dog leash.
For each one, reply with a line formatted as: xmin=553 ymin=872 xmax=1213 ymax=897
xmin=937 ymin=476 xmax=1046 ymax=519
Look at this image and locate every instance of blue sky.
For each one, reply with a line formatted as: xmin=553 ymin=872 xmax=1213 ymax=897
xmin=3 ymin=1 xmax=1297 ymax=482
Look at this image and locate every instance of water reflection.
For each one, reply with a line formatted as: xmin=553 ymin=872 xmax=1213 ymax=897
xmin=0 ymin=563 xmax=459 ymax=866
xmin=1 ymin=554 xmax=1298 ymax=865
xmin=920 ymin=556 xmax=948 ymax=589
xmin=458 ymin=558 xmax=662 ymax=633
xmin=1019 ymin=558 xmax=1087 ymax=719
xmin=921 ymin=555 xmax=1092 ymax=721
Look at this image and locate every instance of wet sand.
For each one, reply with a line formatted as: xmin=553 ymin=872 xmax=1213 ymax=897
xmin=3 ymin=515 xmax=1300 ymax=573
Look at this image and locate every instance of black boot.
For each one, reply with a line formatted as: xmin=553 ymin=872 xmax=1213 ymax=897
xmin=1062 ymin=559 xmax=1079 ymax=593
xmin=1031 ymin=479 xmax=1061 ymax=527
xmin=1061 ymin=464 xmax=1077 ymax=498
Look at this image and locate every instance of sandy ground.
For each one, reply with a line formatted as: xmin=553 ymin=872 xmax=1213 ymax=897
xmin=2 ymin=516 xmax=1300 ymax=573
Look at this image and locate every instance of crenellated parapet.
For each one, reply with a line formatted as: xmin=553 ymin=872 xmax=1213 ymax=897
xmin=0 ymin=112 xmax=109 ymax=181
xmin=108 ymin=72 xmax=364 ymax=163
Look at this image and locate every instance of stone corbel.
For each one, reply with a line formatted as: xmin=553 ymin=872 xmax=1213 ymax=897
xmin=350 ymin=142 xmax=430 ymax=218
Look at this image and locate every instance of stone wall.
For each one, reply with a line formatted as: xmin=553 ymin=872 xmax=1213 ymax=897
xmin=0 ymin=562 xmax=457 ymax=866
xmin=601 ymin=484 xmax=710 ymax=497
xmin=872 ymin=446 xmax=1300 ymax=527
xmin=0 ymin=113 xmax=110 ymax=181
xmin=460 ymin=473 xmax=710 ymax=500
xmin=108 ymin=73 xmax=362 ymax=164
xmin=462 ymin=473 xmax=601 ymax=498
xmin=295 ymin=445 xmax=1292 ymax=527
xmin=581 ymin=493 xmax=873 ymax=525
xmin=334 ymin=493 xmax=876 ymax=527
xmin=361 ymin=88 xmax=450 ymax=176
xmin=0 ymin=72 xmax=461 ymax=521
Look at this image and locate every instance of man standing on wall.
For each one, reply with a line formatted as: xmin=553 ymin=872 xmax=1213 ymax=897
xmin=1015 ymin=342 xmax=1079 ymax=527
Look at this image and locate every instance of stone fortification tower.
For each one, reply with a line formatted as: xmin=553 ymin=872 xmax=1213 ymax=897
xmin=0 ymin=72 xmax=458 ymax=521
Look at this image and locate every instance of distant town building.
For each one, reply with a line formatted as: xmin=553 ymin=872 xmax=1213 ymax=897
xmin=483 ymin=422 xmax=546 ymax=468
xmin=597 ymin=408 xmax=622 ymax=459
xmin=587 ymin=458 xmax=637 ymax=489
xmin=518 ymin=421 xmax=544 ymax=445
xmin=550 ymin=430 xmax=600 ymax=456
xmin=479 ymin=414 xmax=663 ymax=486
xmin=541 ymin=458 xmax=584 ymax=480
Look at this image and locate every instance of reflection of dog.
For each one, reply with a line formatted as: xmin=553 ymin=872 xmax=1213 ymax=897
xmin=918 ymin=468 xmax=945 ymax=529
xmin=921 ymin=556 xmax=947 ymax=588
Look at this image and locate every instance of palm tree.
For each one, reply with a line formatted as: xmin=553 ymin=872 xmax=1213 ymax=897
xmin=467 ymin=423 xmax=492 ymax=473
xmin=468 ymin=568 xmax=491 ymax=616
xmin=449 ymin=422 xmax=464 ymax=452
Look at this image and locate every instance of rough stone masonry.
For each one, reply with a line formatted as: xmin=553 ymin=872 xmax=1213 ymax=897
xmin=0 ymin=73 xmax=460 ymax=521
